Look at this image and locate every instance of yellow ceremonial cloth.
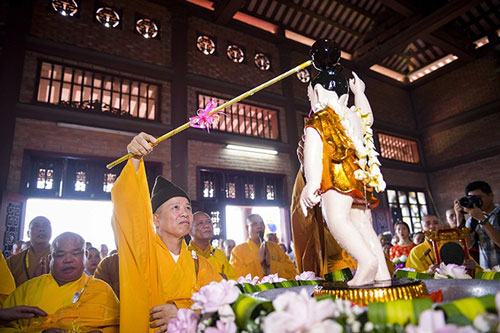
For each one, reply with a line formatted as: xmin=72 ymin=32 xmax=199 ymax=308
xmin=188 ymin=241 xmax=237 ymax=280
xmin=111 ymin=159 xmax=221 ymax=332
xmin=94 ymin=253 xmax=119 ymax=299
xmin=291 ymin=171 xmax=356 ymax=277
xmin=6 ymin=245 xmax=50 ymax=287
xmin=306 ymin=107 xmax=378 ymax=207
xmin=0 ymin=251 xmax=15 ymax=307
xmin=230 ymin=238 xmax=297 ymax=280
xmin=1 ymin=273 xmax=119 ymax=332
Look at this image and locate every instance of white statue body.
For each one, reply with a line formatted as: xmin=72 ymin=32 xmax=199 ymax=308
xmin=300 ymin=72 xmax=390 ymax=286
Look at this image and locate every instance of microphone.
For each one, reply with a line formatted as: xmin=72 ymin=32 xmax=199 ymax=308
xmin=423 ymin=249 xmax=434 ymax=264
xmin=258 ymin=231 xmax=264 ymax=244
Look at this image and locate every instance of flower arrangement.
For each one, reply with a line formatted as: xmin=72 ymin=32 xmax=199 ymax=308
xmin=166 ymin=271 xmax=500 ymax=333
xmin=392 ymin=255 xmax=408 ymax=270
xmin=434 ymin=263 xmax=472 ymax=279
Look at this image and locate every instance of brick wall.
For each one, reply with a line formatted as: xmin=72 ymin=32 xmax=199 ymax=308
xmin=8 ymin=118 xmax=171 ymax=194
xmin=428 ymin=154 xmax=500 ymax=220
xmin=31 ymin=0 xmax=171 ymax=67
xmin=411 ymin=55 xmax=500 ymax=127
xmin=381 ymin=167 xmax=428 ymax=189
xmin=187 ymin=140 xmax=294 ymax=202
xmin=20 ymin=51 xmax=172 ymax=125
xmin=187 ymin=17 xmax=282 ymax=95
xmin=421 ymin=112 xmax=500 ymax=164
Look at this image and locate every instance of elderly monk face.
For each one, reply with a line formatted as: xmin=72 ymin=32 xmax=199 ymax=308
xmin=50 ymin=233 xmax=85 ymax=285
xmin=422 ymin=215 xmax=441 ymax=233
xmin=85 ymin=247 xmax=101 ymax=274
xmin=154 ymin=196 xmax=193 ymax=239
xmin=28 ymin=216 xmax=52 ymax=246
xmin=247 ymin=215 xmax=265 ymax=241
xmin=192 ymin=212 xmax=214 ymax=241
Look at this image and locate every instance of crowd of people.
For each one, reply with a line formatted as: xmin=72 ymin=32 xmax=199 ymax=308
xmin=0 ymin=133 xmax=498 ymax=332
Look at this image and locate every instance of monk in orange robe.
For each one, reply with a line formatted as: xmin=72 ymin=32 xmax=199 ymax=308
xmin=1 ymin=232 xmax=119 ymax=332
xmin=113 ymin=132 xmax=221 ymax=332
xmin=7 ymin=216 xmax=51 ymax=287
xmin=230 ymin=214 xmax=297 ymax=280
xmin=188 ymin=211 xmax=237 ymax=280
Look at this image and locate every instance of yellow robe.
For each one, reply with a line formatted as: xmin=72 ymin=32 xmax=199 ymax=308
xmin=291 ymin=171 xmax=356 ymax=277
xmin=406 ymin=240 xmax=435 ymax=273
xmin=6 ymin=246 xmax=50 ymax=287
xmin=230 ymin=238 xmax=297 ymax=280
xmin=188 ymin=241 xmax=237 ymax=280
xmin=111 ymin=160 xmax=221 ymax=332
xmin=1 ymin=273 xmax=119 ymax=332
xmin=406 ymin=239 xmax=480 ymax=274
xmin=0 ymin=251 xmax=15 ymax=307
xmin=94 ymin=253 xmax=119 ymax=299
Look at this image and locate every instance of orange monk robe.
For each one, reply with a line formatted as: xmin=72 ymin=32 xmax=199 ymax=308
xmin=188 ymin=241 xmax=237 ymax=280
xmin=111 ymin=160 xmax=221 ymax=332
xmin=230 ymin=238 xmax=297 ymax=280
xmin=94 ymin=253 xmax=119 ymax=299
xmin=291 ymin=171 xmax=356 ymax=277
xmin=0 ymin=252 xmax=15 ymax=307
xmin=1 ymin=273 xmax=119 ymax=332
xmin=6 ymin=246 xmax=50 ymax=287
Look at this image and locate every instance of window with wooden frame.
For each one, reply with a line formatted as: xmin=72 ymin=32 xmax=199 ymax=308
xmin=197 ymin=93 xmax=280 ymax=140
xmin=22 ymin=151 xmax=161 ymax=200
xmin=378 ymin=133 xmax=420 ymax=163
xmin=386 ymin=188 xmax=429 ymax=233
xmin=199 ymin=168 xmax=285 ymax=205
xmin=36 ymin=61 xmax=159 ymax=120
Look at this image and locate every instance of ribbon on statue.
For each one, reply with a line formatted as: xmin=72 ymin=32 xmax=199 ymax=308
xmin=189 ymin=99 xmax=224 ymax=132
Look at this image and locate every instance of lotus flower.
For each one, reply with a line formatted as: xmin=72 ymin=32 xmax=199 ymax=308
xmin=237 ymin=273 xmax=260 ymax=285
xmin=405 ymin=310 xmax=476 ymax=333
xmin=262 ymin=290 xmax=337 ymax=332
xmin=295 ymin=271 xmax=320 ymax=281
xmin=259 ymin=273 xmax=286 ymax=284
xmin=167 ymin=309 xmax=199 ymax=333
xmin=204 ymin=320 xmax=237 ymax=333
xmin=434 ymin=263 xmax=472 ymax=279
xmin=191 ymin=280 xmax=240 ymax=314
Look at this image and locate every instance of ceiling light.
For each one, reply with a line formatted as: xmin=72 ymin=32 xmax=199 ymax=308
xmin=226 ymin=144 xmax=278 ymax=155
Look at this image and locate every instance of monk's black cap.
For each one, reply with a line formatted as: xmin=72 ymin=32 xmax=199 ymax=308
xmin=151 ymin=176 xmax=191 ymax=213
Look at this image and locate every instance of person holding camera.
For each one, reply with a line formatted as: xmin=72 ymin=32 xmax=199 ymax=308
xmin=455 ymin=181 xmax=500 ymax=269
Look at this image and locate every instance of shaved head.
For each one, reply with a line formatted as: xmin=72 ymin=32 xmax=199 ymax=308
xmin=51 ymin=232 xmax=85 ymax=254
xmin=50 ymin=232 xmax=86 ymax=285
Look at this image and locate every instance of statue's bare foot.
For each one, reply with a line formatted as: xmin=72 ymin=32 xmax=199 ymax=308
xmin=375 ymin=267 xmax=391 ymax=282
xmin=347 ymin=261 xmax=377 ymax=287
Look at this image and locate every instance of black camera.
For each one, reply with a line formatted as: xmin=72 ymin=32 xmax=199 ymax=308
xmin=459 ymin=195 xmax=483 ymax=209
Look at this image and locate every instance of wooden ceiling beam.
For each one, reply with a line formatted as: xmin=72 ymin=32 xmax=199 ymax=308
xmin=354 ymin=0 xmax=483 ymax=67
xmin=213 ymin=0 xmax=246 ymax=25
xmin=271 ymin=0 xmax=363 ymax=38
xmin=423 ymin=31 xmax=475 ymax=61
xmin=377 ymin=0 xmax=417 ymax=17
